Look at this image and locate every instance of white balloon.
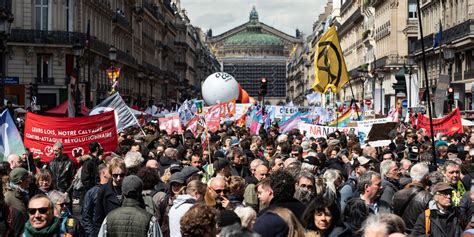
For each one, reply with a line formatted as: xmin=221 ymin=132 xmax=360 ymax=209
xmin=201 ymin=72 xmax=240 ymax=106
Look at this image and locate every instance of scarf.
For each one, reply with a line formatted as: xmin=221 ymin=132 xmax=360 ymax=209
xmin=24 ymin=217 xmax=60 ymax=237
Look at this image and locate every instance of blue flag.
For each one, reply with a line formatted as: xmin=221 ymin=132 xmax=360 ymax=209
xmin=0 ymin=110 xmax=25 ymax=161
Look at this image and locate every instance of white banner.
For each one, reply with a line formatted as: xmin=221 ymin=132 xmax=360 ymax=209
xmin=357 ymin=118 xmax=387 ymax=145
xmin=273 ymin=106 xmax=314 ymax=120
xmin=299 ymin=123 xmax=358 ymax=139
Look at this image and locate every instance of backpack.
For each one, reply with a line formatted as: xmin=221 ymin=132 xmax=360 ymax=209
xmin=143 ymin=190 xmax=159 ymax=216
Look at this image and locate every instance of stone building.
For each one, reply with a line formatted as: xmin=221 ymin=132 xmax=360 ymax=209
xmin=206 ymin=7 xmax=302 ymax=105
xmin=411 ymin=0 xmax=474 ymax=112
xmin=336 ymin=0 xmax=416 ymax=114
xmin=3 ymin=0 xmax=218 ymax=110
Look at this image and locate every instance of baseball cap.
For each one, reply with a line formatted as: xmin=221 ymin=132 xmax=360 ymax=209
xmin=356 ymin=156 xmax=372 ymax=166
xmin=169 ymin=172 xmax=186 ymax=185
xmin=431 ymin=182 xmax=454 ymax=194
xmin=9 ymin=168 xmax=29 ymax=184
xmin=122 ymin=175 xmax=143 ymax=197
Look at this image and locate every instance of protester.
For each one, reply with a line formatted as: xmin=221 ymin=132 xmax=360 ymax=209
xmin=302 ymin=196 xmax=341 ymax=236
xmin=169 ymin=180 xmax=205 ymax=237
xmin=33 ymin=169 xmax=53 ymax=196
xmin=24 ymin=194 xmax=60 ymax=237
xmin=354 ymin=171 xmax=392 ymax=214
xmin=48 ymin=190 xmax=83 ymax=236
xmin=98 ymin=175 xmax=162 ymax=236
xmin=48 ymin=142 xmax=77 ymax=194
xmin=81 ymin=142 xmax=103 ymax=197
xmin=180 ymin=203 xmax=218 ymax=237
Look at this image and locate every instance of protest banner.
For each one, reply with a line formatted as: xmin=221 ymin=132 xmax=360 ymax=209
xmin=299 ymin=123 xmax=358 ymax=139
xmin=159 ymin=114 xmax=183 ymax=135
xmin=205 ymin=104 xmax=221 ymax=133
xmin=273 ymin=106 xmax=314 ymax=120
xmin=24 ymin=111 xmax=118 ymax=163
xmin=416 ymin=107 xmax=462 ymax=136
xmin=357 ymin=118 xmax=388 ymax=145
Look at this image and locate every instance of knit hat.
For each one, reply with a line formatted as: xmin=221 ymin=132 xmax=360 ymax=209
xmin=218 ymin=210 xmax=241 ymax=228
xmin=9 ymin=168 xmax=29 ymax=184
xmin=122 ymin=175 xmax=143 ymax=197
xmin=253 ymin=212 xmax=289 ymax=237
xmin=435 ymin=140 xmax=449 ymax=147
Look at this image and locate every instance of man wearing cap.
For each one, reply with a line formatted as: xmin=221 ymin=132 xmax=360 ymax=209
xmin=339 ymin=156 xmax=373 ymax=211
xmin=48 ymin=142 xmax=77 ymax=193
xmin=412 ymin=182 xmax=465 ymax=236
xmin=5 ymin=167 xmax=31 ymax=214
xmin=98 ymin=175 xmax=162 ymax=237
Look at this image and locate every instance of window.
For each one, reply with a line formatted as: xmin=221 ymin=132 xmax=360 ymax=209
xmin=408 ymin=0 xmax=417 ymax=19
xmin=35 ymin=0 xmax=49 ymax=30
xmin=37 ymin=54 xmax=53 ymax=83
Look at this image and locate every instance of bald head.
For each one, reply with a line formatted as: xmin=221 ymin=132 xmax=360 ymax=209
xmin=146 ymin=159 xmax=159 ymax=170
xmin=250 ymin=159 xmax=264 ymax=174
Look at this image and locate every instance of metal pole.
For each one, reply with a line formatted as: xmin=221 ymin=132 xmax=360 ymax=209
xmin=417 ymin=0 xmax=437 ymax=166
xmin=380 ymin=76 xmax=383 ymax=115
xmin=409 ymin=68 xmax=412 ymax=108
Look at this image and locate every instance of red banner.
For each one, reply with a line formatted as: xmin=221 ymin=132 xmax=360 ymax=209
xmin=159 ymin=115 xmax=183 ymax=135
xmin=205 ymin=104 xmax=221 ymax=133
xmin=416 ymin=108 xmax=462 ymax=136
xmin=24 ymin=111 xmax=118 ymax=163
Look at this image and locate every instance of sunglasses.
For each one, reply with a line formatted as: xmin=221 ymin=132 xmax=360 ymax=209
xmin=112 ymin=173 xmax=126 ymax=178
xmin=28 ymin=207 xmax=49 ymax=215
xmin=213 ymin=189 xmax=229 ymax=194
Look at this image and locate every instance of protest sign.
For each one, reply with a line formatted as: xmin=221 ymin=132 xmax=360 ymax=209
xmin=159 ymin=114 xmax=183 ymax=135
xmin=299 ymin=123 xmax=358 ymax=139
xmin=357 ymin=118 xmax=388 ymax=144
xmin=205 ymin=104 xmax=221 ymax=133
xmin=24 ymin=111 xmax=118 ymax=163
xmin=416 ymin=107 xmax=462 ymax=136
xmin=273 ymin=106 xmax=314 ymax=119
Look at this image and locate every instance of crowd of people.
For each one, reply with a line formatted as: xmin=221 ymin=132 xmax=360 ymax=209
xmin=2 ymin=119 xmax=474 ymax=236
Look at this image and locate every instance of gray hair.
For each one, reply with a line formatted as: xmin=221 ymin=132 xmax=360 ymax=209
xmin=362 ymin=214 xmax=406 ymax=236
xmin=124 ymin=151 xmax=144 ymax=169
xmin=357 ymin=171 xmax=381 ymax=192
xmin=48 ymin=190 xmax=69 ymax=206
xmin=410 ymin=163 xmax=429 ymax=182
xmin=380 ymin=160 xmax=397 ymax=180
xmin=7 ymin=154 xmax=19 ymax=162
xmin=250 ymin=159 xmax=264 ymax=169
xmin=323 ymin=169 xmax=342 ymax=194
xmin=234 ymin=207 xmax=257 ymax=230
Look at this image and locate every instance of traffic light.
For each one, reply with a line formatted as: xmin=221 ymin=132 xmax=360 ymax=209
xmin=447 ymin=87 xmax=455 ymax=110
xmin=260 ymin=77 xmax=268 ymax=96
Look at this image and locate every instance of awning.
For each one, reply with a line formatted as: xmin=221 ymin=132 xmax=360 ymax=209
xmin=44 ymin=100 xmax=90 ymax=117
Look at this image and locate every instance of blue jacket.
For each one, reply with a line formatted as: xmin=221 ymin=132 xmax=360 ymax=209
xmin=81 ymin=185 xmax=101 ymax=237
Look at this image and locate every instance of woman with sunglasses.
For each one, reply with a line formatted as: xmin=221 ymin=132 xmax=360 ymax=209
xmin=94 ymin=158 xmax=127 ymax=236
xmin=49 ymin=190 xmax=83 ymax=236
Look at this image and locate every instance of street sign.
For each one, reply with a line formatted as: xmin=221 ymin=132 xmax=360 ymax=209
xmin=402 ymin=100 xmax=408 ymax=108
xmin=409 ymin=107 xmax=426 ymax=114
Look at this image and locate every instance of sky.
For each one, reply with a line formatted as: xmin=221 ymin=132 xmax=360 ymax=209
xmin=180 ymin=0 xmax=326 ymax=37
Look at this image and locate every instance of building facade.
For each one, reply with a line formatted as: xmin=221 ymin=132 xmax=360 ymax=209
xmin=411 ymin=0 xmax=474 ymax=113
xmin=206 ymin=7 xmax=302 ymax=105
xmin=4 ymin=0 xmax=218 ymax=110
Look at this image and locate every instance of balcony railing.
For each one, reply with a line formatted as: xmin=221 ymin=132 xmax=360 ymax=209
xmin=10 ymin=29 xmax=84 ymax=45
xmin=412 ymin=19 xmax=474 ymax=53
xmin=117 ymin=49 xmax=138 ymax=68
xmin=35 ymin=77 xmax=54 ymax=85
xmin=113 ymin=13 xmax=131 ymax=31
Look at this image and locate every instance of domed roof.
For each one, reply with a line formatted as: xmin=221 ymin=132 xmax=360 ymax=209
xmin=224 ymin=31 xmax=283 ymax=46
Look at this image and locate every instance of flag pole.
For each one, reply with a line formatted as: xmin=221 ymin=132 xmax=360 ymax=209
xmin=417 ymin=0 xmax=437 ymax=166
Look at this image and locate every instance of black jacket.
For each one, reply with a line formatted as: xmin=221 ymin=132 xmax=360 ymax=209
xmin=81 ymin=155 xmax=101 ymax=192
xmin=93 ymin=180 xmax=121 ymax=235
xmin=48 ymin=153 xmax=77 ymax=193
xmin=411 ymin=201 xmax=465 ymax=237
xmin=393 ymin=183 xmax=432 ymax=233
xmin=259 ymin=196 xmax=306 ymax=221
xmin=81 ymin=185 xmax=101 ymax=237
xmin=380 ymin=178 xmax=401 ymax=207
xmin=230 ymin=164 xmax=251 ymax=179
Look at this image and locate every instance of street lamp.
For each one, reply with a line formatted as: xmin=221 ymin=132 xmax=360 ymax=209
xmin=72 ymin=43 xmax=84 ymax=116
xmin=107 ymin=46 xmax=120 ymax=94
xmin=443 ymin=45 xmax=455 ymax=109
xmin=0 ymin=7 xmax=14 ymax=107
xmin=406 ymin=55 xmax=416 ymax=108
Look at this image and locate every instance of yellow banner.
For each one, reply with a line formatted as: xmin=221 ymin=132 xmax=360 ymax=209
xmin=312 ymin=26 xmax=349 ymax=93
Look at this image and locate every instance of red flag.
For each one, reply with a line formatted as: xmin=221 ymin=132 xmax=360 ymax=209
xmin=205 ymin=105 xmax=221 ymax=133
xmin=159 ymin=115 xmax=183 ymax=135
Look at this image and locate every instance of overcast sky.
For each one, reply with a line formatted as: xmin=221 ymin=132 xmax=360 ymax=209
xmin=180 ymin=0 xmax=326 ymax=37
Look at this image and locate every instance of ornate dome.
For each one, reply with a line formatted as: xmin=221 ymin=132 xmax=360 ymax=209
xmin=224 ymin=31 xmax=283 ymax=46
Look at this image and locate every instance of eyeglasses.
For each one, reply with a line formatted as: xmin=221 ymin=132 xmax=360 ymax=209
xmin=28 ymin=207 xmax=49 ymax=215
xmin=437 ymin=192 xmax=452 ymax=198
xmin=112 ymin=173 xmax=126 ymax=178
